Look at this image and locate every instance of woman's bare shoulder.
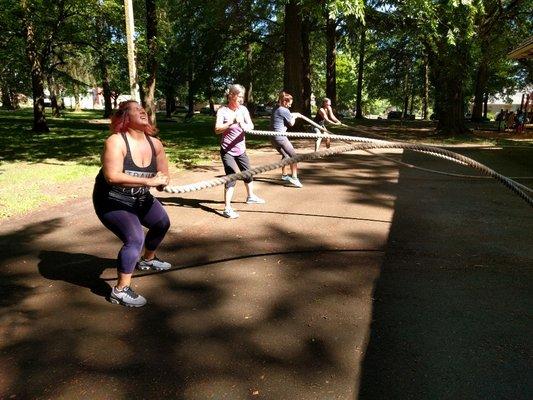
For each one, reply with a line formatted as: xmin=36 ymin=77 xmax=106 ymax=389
xmin=104 ymin=133 xmax=125 ymax=149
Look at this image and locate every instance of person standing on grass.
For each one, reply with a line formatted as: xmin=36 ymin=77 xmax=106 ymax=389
xmin=314 ymin=97 xmax=342 ymax=151
xmin=93 ymin=100 xmax=172 ymax=307
xmin=270 ymin=91 xmax=303 ymax=188
xmin=214 ymin=84 xmax=265 ymax=219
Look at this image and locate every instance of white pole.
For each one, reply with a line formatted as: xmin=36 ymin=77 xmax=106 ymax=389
xmin=124 ymin=0 xmax=140 ymax=101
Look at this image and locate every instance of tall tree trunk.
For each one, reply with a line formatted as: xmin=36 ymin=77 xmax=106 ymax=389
xmin=428 ymin=44 xmax=469 ymax=135
xmin=355 ymin=23 xmax=366 ymax=119
xmin=73 ymin=86 xmax=81 ymax=112
xmin=409 ymin=87 xmax=415 ymax=116
xmin=244 ymin=43 xmax=254 ymax=108
xmin=325 ymin=16 xmax=337 ymax=107
xmin=165 ymin=90 xmax=175 ymax=118
xmin=483 ymin=93 xmax=488 ymax=119
xmin=402 ymin=69 xmax=409 ymax=118
xmin=47 ymin=75 xmax=61 ymax=117
xmin=186 ymin=60 xmax=195 ymax=119
xmin=144 ymin=0 xmax=158 ymax=125
xmin=22 ymin=1 xmax=49 ymax=132
xmin=283 ymin=1 xmax=304 ymax=113
xmin=1 ymin=84 xmax=15 ymax=110
xmin=205 ymin=81 xmax=215 ymax=115
xmin=101 ymin=60 xmax=113 ymax=118
xmin=301 ymin=15 xmax=312 ymax=117
xmin=471 ymin=59 xmax=488 ymax=122
xmin=435 ymin=77 xmax=468 ymax=135
xmin=422 ymin=54 xmax=429 ymax=120
xmin=97 ymin=16 xmax=113 ymax=118
xmin=208 ymin=97 xmax=215 ymax=115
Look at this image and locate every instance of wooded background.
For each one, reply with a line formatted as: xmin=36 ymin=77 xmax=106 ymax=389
xmin=1 ymin=0 xmax=531 ymax=135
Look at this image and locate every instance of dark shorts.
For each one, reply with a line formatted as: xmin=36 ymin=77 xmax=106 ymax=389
xmin=220 ymin=151 xmax=253 ymax=188
xmin=270 ymin=136 xmax=297 ymax=159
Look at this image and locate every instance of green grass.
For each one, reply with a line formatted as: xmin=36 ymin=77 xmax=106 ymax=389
xmin=0 ymin=161 xmax=99 ymax=219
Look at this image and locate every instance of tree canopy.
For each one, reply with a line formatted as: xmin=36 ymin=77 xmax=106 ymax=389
xmin=0 ymin=0 xmax=530 ymax=134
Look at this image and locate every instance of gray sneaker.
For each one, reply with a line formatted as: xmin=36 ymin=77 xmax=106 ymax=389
xmin=137 ymin=257 xmax=172 ymax=271
xmin=109 ymin=286 xmax=147 ymax=307
xmin=281 ymin=174 xmax=291 ymax=181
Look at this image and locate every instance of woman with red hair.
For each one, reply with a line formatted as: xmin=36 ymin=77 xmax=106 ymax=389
xmin=93 ymin=100 xmax=171 ymax=307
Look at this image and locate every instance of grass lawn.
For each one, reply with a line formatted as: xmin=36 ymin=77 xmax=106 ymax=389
xmin=1 ymin=107 xmax=530 ymax=220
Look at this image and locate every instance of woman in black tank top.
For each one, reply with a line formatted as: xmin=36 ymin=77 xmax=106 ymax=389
xmin=92 ymin=100 xmax=172 ymax=307
xmin=314 ymin=97 xmax=342 ymax=151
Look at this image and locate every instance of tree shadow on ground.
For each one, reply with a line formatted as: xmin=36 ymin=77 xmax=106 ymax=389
xmin=2 ymin=221 xmax=381 ymax=399
xmin=160 ymin=196 xmax=222 ymax=215
xmin=2 ymin=146 xmax=531 ymax=399
xmin=38 ymin=251 xmax=113 ymax=298
xmin=0 ymin=218 xmax=65 ymax=309
xmin=356 ymin=148 xmax=533 ymax=400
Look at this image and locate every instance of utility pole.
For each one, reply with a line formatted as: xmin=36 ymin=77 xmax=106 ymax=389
xmin=124 ymin=0 xmax=140 ymax=101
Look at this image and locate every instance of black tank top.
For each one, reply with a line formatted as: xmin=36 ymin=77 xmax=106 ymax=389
xmin=314 ymin=108 xmax=326 ymax=126
xmin=93 ymin=133 xmax=158 ymax=206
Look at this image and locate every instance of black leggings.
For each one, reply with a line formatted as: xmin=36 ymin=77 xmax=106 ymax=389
xmin=94 ymin=197 xmax=170 ymax=274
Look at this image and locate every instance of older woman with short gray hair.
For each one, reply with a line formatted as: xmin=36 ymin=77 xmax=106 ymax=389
xmin=214 ymin=84 xmax=265 ymax=218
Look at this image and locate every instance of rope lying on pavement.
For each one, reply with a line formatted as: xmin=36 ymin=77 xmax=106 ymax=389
xmin=246 ymin=129 xmax=533 ymax=198
xmin=363 ymin=150 xmax=533 ymax=193
xmin=164 ymin=134 xmax=533 ymax=207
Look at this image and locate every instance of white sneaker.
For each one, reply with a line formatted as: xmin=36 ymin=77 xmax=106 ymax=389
xmin=137 ymin=257 xmax=172 ymax=271
xmin=281 ymin=174 xmax=291 ymax=181
xmin=246 ymin=195 xmax=266 ymax=204
xmin=287 ymin=176 xmax=303 ymax=188
xmin=222 ymin=207 xmax=239 ymax=219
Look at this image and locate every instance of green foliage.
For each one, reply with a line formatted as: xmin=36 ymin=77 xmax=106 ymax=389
xmin=327 ymin=0 xmax=365 ymax=23
xmin=336 ymin=52 xmax=358 ymax=110
xmin=0 ymin=0 xmax=530 ymax=134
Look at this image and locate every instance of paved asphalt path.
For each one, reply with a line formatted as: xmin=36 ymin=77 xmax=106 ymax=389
xmin=1 ymin=143 xmax=531 ymax=399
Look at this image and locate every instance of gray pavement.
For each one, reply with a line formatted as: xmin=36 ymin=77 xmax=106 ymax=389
xmin=0 ymin=144 xmax=531 ymax=399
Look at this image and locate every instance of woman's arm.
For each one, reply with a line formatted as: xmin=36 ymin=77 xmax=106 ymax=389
xmin=153 ymin=137 xmax=170 ymax=189
xmin=327 ymin=106 xmax=342 ymax=124
xmin=153 ymin=137 xmax=169 ymax=176
xmin=239 ymin=107 xmax=254 ymax=130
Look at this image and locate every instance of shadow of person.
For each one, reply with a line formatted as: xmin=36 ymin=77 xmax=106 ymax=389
xmin=160 ymin=196 xmax=222 ymax=215
xmin=38 ymin=251 xmax=113 ymax=298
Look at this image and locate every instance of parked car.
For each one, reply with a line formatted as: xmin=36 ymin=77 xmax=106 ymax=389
xmin=174 ymin=105 xmax=188 ymax=113
xmin=387 ymin=111 xmax=415 ymax=120
xmin=387 ymin=111 xmax=403 ymax=120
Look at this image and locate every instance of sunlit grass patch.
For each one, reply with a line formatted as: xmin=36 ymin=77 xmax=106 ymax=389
xmin=0 ymin=160 xmax=99 ymax=219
